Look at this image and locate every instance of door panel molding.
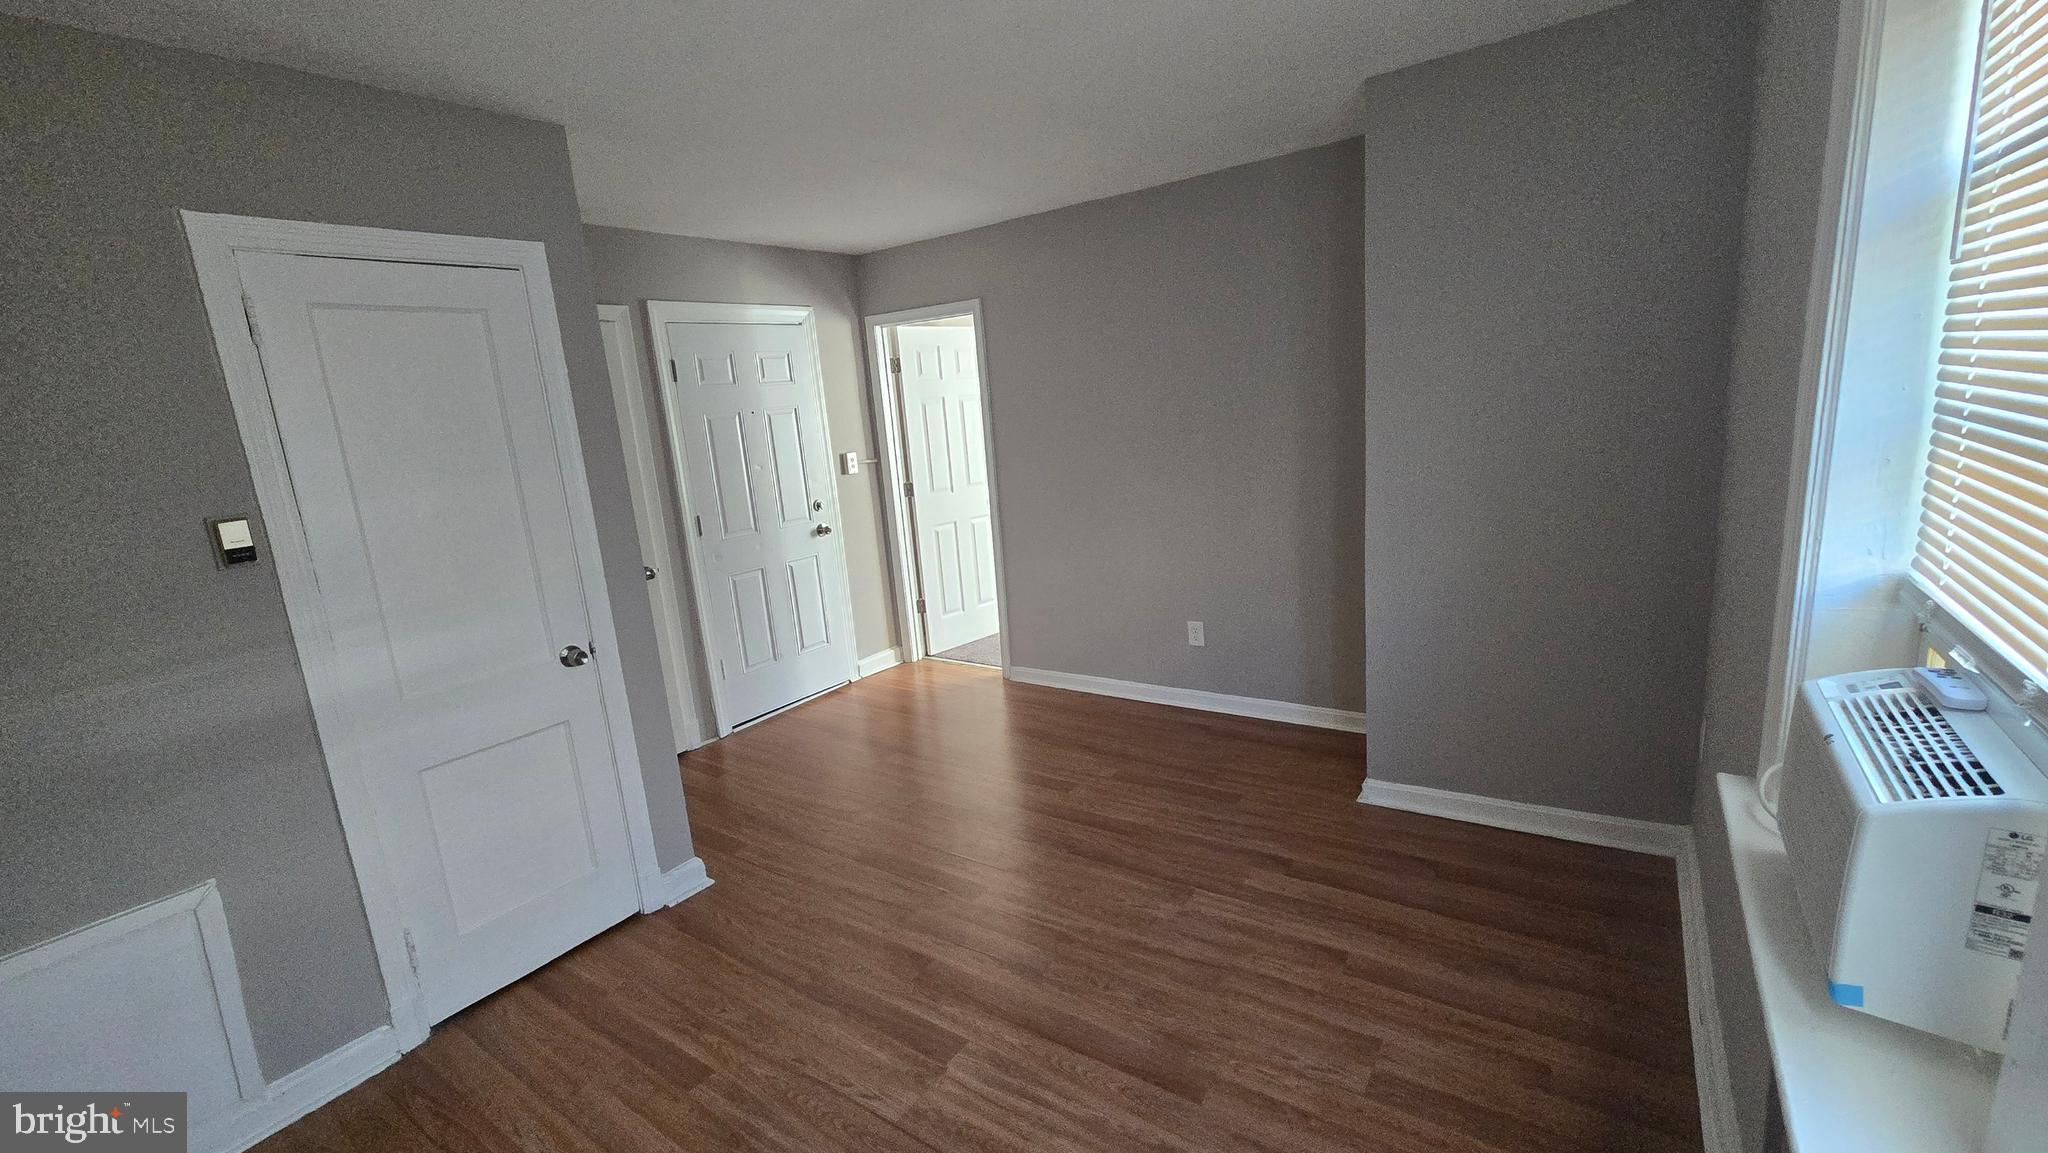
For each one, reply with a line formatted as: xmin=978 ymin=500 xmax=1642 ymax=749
xmin=181 ymin=212 xmax=670 ymax=1051
xmin=646 ymin=300 xmax=861 ymax=735
xmin=863 ymin=301 xmax=1012 ymax=669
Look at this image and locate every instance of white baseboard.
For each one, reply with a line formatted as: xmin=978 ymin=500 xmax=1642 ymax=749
xmin=857 ymin=648 xmax=904 ymax=679
xmin=1676 ymin=836 xmax=1742 ymax=1153
xmin=1005 ymin=666 xmax=1366 ymax=733
xmin=658 ymin=856 xmax=714 ymax=907
xmin=206 ymin=1026 xmax=404 ymax=1153
xmin=1356 ymin=778 xmax=1690 ymax=857
xmin=205 ymin=858 xmax=711 ymax=1150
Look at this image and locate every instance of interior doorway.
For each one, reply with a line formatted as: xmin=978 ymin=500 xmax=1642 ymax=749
xmin=866 ymin=302 xmax=1009 ymax=670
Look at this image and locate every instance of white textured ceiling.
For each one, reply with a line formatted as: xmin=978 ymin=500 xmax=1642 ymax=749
xmin=12 ymin=0 xmax=1626 ymax=253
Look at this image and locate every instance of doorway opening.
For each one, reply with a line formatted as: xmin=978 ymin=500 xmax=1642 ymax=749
xmin=866 ymin=302 xmax=1009 ymax=671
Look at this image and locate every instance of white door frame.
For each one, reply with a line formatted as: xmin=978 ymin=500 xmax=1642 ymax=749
xmin=182 ymin=211 xmax=667 ymax=1050
xmin=598 ymin=303 xmax=706 ymax=752
xmin=1757 ymin=0 xmax=1887 ymax=782
xmin=863 ymin=300 xmax=1012 ymax=671
xmin=644 ymin=300 xmax=862 ymax=736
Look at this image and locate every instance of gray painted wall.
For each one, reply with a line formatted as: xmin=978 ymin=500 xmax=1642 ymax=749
xmin=0 ymin=17 xmax=692 ymax=1076
xmin=1358 ymin=0 xmax=1754 ymax=824
xmin=1691 ymin=0 xmax=1842 ymax=1147
xmin=581 ymin=225 xmax=898 ymax=705
xmin=857 ymin=140 xmax=1366 ymax=711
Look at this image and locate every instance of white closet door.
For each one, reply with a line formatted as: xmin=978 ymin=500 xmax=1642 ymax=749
xmin=240 ymin=251 xmax=639 ymax=1025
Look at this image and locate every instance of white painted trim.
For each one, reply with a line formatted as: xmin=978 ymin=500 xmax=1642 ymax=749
xmin=863 ymin=300 xmax=1013 ymax=673
xmin=645 ymin=299 xmax=863 ymax=736
xmin=657 ymin=857 xmax=715 ymax=907
xmin=598 ymin=303 xmax=706 ymax=754
xmin=204 ymin=1027 xmax=403 ymax=1153
xmin=0 ymin=881 xmax=266 ymax=1104
xmin=1355 ymin=779 xmax=1689 ymax=857
xmin=858 ymin=648 xmax=904 ymax=678
xmin=1677 ymin=835 xmax=1743 ymax=1153
xmin=651 ymin=301 xmax=813 ymax=326
xmin=181 ymin=211 xmax=664 ymax=1041
xmin=1759 ymin=0 xmax=1888 ymax=782
xmin=1008 ymin=665 xmax=1366 ymax=733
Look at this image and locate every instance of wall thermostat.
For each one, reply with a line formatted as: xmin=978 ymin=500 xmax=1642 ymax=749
xmin=210 ymin=517 xmax=258 ymax=566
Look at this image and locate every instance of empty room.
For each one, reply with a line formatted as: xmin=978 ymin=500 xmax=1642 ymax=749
xmin=3 ymin=0 xmax=2045 ymax=1151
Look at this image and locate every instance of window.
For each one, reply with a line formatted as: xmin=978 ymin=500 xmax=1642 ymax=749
xmin=1916 ymin=0 xmax=2048 ymax=687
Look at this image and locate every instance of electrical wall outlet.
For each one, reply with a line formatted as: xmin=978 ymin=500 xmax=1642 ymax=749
xmin=1186 ymin=620 xmax=1205 ymax=647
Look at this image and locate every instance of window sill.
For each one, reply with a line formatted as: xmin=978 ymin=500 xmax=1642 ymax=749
xmin=1717 ymin=772 xmax=2000 ymax=1152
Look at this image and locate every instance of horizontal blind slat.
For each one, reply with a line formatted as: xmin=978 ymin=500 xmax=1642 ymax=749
xmin=1912 ymin=533 xmax=2048 ymax=655
xmin=1936 ymin=374 xmax=2048 ymax=406
xmin=1912 ymin=552 xmax=2048 ymax=672
xmin=1920 ymin=488 xmax=2048 ymax=585
xmin=1931 ymin=431 xmax=2048 ymax=494
xmin=1922 ymin=0 xmax=2048 ymax=686
xmin=1945 ymin=330 xmax=2048 ymax=353
xmin=1926 ymin=468 xmax=2048 ymax=547
xmin=1938 ymin=348 xmax=2048 ymax=377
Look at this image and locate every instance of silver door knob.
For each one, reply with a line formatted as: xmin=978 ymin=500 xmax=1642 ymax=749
xmin=559 ymin=645 xmax=590 ymax=668
xmin=643 ymin=565 xmax=657 ymax=581
xmin=814 ymin=524 xmax=833 ymax=536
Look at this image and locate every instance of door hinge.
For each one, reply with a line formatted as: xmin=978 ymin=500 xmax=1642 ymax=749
xmin=889 ymin=356 xmax=902 ymax=375
xmin=916 ymin=597 xmax=927 ymax=615
xmin=402 ymin=928 xmax=420 ymax=978
xmin=669 ymin=358 xmax=679 ymax=383
xmin=241 ymin=293 xmax=262 ymax=349
xmin=903 ymin=480 xmax=914 ymax=499
xmin=694 ymin=514 xmax=703 ymax=537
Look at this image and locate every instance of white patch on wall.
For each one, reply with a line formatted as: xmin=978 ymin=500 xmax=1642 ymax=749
xmin=0 ymin=882 xmax=265 ymax=1124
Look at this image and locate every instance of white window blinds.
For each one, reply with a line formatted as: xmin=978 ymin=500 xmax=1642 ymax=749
xmin=1918 ymin=0 xmax=2048 ymax=683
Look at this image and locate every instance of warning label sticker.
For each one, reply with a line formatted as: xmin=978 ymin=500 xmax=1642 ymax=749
xmin=1965 ymin=828 xmax=2042 ymax=960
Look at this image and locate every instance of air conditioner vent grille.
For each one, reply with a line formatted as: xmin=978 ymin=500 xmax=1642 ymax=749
xmin=1833 ymin=689 xmax=2006 ymax=803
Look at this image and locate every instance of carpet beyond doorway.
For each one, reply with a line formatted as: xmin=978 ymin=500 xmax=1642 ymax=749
xmin=932 ymin=633 xmax=1001 ymax=667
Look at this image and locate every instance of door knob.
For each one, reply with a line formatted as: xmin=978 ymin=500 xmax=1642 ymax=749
xmin=814 ymin=524 xmax=833 ymax=536
xmin=643 ymin=565 xmax=657 ymax=581
xmin=558 ymin=644 xmax=591 ymax=668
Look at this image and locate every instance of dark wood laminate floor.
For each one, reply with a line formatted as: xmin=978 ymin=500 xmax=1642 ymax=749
xmin=261 ymin=661 xmax=1701 ymax=1153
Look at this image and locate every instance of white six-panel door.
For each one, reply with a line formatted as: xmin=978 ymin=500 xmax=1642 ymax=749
xmin=895 ymin=325 xmax=1000 ymax=654
xmin=659 ymin=315 xmax=854 ymax=726
xmin=238 ymin=252 xmax=641 ymax=1025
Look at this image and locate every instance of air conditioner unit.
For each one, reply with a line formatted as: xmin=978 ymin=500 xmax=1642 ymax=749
xmin=1781 ymin=668 xmax=2048 ymax=1052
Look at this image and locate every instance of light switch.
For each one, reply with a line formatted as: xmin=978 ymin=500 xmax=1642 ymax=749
xmin=211 ymin=517 xmax=257 ymax=566
xmin=840 ymin=451 xmax=860 ymax=475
